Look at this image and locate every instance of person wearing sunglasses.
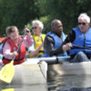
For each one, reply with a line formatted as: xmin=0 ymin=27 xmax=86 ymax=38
xmin=28 ymin=20 xmax=46 ymax=57
xmin=50 ymin=13 xmax=91 ymax=62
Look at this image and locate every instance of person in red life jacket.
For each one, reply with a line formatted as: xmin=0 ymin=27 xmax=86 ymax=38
xmin=2 ymin=26 xmax=33 ymax=65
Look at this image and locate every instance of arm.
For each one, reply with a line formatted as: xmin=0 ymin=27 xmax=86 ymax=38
xmin=3 ymin=42 xmax=18 ymax=59
xmin=63 ymin=30 xmax=75 ymax=44
xmin=23 ymin=34 xmax=34 ymax=48
xmin=50 ymin=30 xmax=75 ymax=56
xmin=44 ymin=35 xmax=55 ymax=56
xmin=29 ymin=43 xmax=43 ymax=57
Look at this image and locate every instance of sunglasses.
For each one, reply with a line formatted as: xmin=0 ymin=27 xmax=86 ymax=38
xmin=32 ymin=27 xmax=37 ymax=29
xmin=78 ymin=22 xmax=86 ymax=25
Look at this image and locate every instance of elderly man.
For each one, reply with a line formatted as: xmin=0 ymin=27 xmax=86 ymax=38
xmin=51 ymin=13 xmax=91 ymax=62
xmin=43 ymin=19 xmax=67 ymax=57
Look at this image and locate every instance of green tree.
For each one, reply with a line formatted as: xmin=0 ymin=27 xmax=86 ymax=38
xmin=38 ymin=0 xmax=91 ymax=33
xmin=0 ymin=0 xmax=40 ymax=36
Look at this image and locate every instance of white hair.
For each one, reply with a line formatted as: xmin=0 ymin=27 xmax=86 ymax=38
xmin=32 ymin=20 xmax=44 ymax=31
xmin=78 ymin=13 xmax=90 ymax=23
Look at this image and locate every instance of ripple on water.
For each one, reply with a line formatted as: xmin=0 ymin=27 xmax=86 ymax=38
xmin=48 ymin=75 xmax=91 ymax=91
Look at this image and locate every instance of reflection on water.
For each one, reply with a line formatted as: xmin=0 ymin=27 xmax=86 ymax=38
xmin=47 ymin=63 xmax=91 ymax=91
xmin=48 ymin=75 xmax=91 ymax=91
xmin=0 ymin=84 xmax=47 ymax=91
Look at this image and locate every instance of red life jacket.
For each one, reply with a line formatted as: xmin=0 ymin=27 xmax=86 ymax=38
xmin=3 ymin=37 xmax=26 ymax=65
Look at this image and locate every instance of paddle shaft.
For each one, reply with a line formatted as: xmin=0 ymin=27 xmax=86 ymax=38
xmin=26 ymin=56 xmax=70 ymax=64
xmin=72 ymin=44 xmax=91 ymax=49
xmin=40 ymin=56 xmax=70 ymax=64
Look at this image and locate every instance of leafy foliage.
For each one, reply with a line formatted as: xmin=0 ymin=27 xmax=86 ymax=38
xmin=38 ymin=0 xmax=91 ymax=33
xmin=0 ymin=0 xmax=40 ymax=36
xmin=0 ymin=0 xmax=91 ymax=36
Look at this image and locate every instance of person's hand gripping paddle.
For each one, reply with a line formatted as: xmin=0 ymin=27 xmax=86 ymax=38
xmin=0 ymin=38 xmax=23 ymax=83
xmin=0 ymin=58 xmax=15 ymax=83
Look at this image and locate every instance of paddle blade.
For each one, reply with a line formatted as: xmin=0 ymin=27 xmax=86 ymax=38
xmin=1 ymin=88 xmax=14 ymax=91
xmin=0 ymin=60 xmax=15 ymax=83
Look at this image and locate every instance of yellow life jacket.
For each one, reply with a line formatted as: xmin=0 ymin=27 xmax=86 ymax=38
xmin=32 ymin=34 xmax=46 ymax=57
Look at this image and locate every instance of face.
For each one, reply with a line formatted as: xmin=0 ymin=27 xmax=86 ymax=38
xmin=78 ymin=19 xmax=90 ymax=33
xmin=32 ymin=25 xmax=41 ymax=36
xmin=53 ymin=21 xmax=63 ymax=35
xmin=9 ymin=28 xmax=19 ymax=40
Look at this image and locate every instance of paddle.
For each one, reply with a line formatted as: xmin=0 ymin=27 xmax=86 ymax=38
xmin=0 ymin=37 xmax=24 ymax=83
xmin=72 ymin=44 xmax=91 ymax=49
xmin=25 ymin=56 xmax=70 ymax=64
xmin=0 ymin=60 xmax=15 ymax=83
xmin=1 ymin=88 xmax=14 ymax=91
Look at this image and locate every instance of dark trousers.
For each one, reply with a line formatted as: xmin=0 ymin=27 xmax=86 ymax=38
xmin=70 ymin=51 xmax=90 ymax=62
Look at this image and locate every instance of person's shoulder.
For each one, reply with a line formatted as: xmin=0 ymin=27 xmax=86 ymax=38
xmin=88 ymin=27 xmax=91 ymax=30
xmin=45 ymin=33 xmax=54 ymax=42
xmin=46 ymin=31 xmax=55 ymax=35
xmin=0 ymin=37 xmax=8 ymax=42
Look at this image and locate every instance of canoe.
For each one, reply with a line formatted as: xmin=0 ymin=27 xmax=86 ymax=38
xmin=25 ymin=57 xmax=91 ymax=88
xmin=25 ymin=57 xmax=91 ymax=75
xmin=48 ymin=61 xmax=91 ymax=75
xmin=0 ymin=61 xmax=48 ymax=91
xmin=0 ymin=56 xmax=91 ymax=90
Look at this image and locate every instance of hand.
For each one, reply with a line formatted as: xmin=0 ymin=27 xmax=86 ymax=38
xmin=24 ymin=28 xmax=31 ymax=36
xmin=50 ymin=50 xmax=56 ymax=56
xmin=12 ymin=51 xmax=18 ymax=56
xmin=62 ymin=42 xmax=72 ymax=51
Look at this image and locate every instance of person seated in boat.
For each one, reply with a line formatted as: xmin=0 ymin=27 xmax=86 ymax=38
xmin=2 ymin=26 xmax=33 ymax=65
xmin=28 ymin=19 xmax=46 ymax=58
xmin=43 ymin=19 xmax=67 ymax=57
xmin=50 ymin=13 xmax=91 ymax=62
xmin=23 ymin=27 xmax=34 ymax=57
xmin=23 ymin=27 xmax=34 ymax=49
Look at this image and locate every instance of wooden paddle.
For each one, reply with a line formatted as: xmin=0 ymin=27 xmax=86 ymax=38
xmin=0 ymin=37 xmax=24 ymax=83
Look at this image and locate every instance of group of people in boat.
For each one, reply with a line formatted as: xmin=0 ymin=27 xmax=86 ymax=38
xmin=0 ymin=12 xmax=91 ymax=65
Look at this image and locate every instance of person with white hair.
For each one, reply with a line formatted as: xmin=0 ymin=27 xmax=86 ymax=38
xmin=50 ymin=13 xmax=91 ymax=62
xmin=28 ymin=19 xmax=46 ymax=57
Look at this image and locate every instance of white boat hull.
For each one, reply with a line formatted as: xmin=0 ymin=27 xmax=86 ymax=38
xmin=48 ymin=61 xmax=91 ymax=76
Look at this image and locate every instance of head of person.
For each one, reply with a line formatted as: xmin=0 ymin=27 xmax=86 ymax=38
xmin=32 ymin=20 xmax=44 ymax=36
xmin=6 ymin=26 xmax=19 ymax=40
xmin=78 ymin=13 xmax=90 ymax=33
xmin=51 ymin=19 xmax=63 ymax=36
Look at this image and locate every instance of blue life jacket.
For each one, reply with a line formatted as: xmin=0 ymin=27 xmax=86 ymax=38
xmin=44 ymin=31 xmax=67 ymax=57
xmin=69 ymin=27 xmax=91 ymax=56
